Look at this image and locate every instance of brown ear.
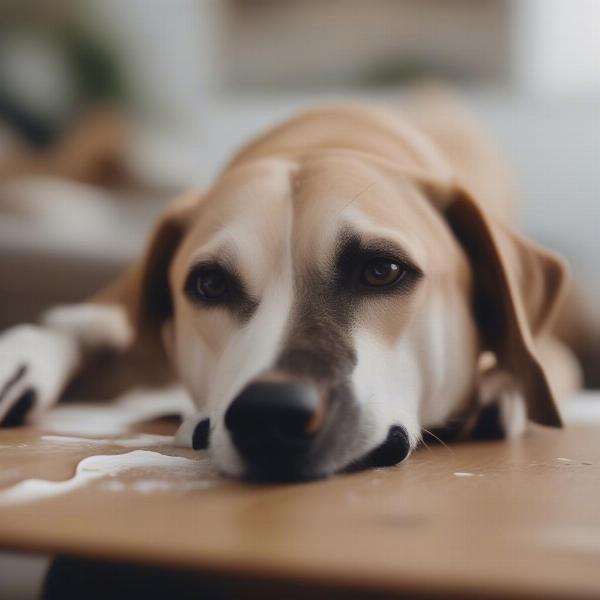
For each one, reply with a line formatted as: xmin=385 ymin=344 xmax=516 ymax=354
xmin=94 ymin=190 xmax=204 ymax=341
xmin=445 ymin=189 xmax=568 ymax=427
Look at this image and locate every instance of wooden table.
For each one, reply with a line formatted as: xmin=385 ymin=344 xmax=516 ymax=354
xmin=0 ymin=417 xmax=599 ymax=599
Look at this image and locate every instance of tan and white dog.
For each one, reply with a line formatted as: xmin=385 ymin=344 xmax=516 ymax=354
xmin=0 ymin=96 xmax=579 ymax=481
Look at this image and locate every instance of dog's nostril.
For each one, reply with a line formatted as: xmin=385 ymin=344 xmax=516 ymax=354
xmin=225 ymin=381 xmax=322 ymax=454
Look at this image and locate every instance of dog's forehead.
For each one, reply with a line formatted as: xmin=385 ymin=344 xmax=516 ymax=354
xmin=173 ymin=154 xmax=460 ymax=282
xmin=172 ymin=159 xmax=295 ymax=284
xmin=290 ymin=156 xmax=448 ymax=270
xmin=196 ymin=158 xmax=296 ymax=236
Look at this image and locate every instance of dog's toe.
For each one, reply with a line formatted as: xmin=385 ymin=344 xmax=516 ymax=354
xmin=0 ymin=363 xmax=28 ymax=400
xmin=0 ymin=364 xmax=33 ymax=427
xmin=0 ymin=388 xmax=37 ymax=427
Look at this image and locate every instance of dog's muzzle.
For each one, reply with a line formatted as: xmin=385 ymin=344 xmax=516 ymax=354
xmin=223 ymin=372 xmax=411 ymax=482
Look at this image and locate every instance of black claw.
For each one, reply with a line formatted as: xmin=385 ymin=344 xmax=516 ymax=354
xmin=0 ymin=364 xmax=28 ymax=401
xmin=1 ymin=388 xmax=36 ymax=427
xmin=192 ymin=418 xmax=210 ymax=450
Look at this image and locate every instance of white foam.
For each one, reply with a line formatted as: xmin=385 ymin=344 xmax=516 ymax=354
xmin=0 ymin=450 xmax=220 ymax=505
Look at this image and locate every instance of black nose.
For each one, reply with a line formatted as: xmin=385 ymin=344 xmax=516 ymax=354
xmin=225 ymin=381 xmax=322 ymax=466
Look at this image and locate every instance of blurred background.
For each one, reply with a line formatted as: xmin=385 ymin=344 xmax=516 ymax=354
xmin=0 ymin=0 xmax=598 ymax=377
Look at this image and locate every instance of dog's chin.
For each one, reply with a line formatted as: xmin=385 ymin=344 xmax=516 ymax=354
xmin=236 ymin=425 xmax=412 ymax=483
xmin=236 ymin=449 xmax=337 ymax=483
xmin=244 ymin=462 xmax=329 ymax=484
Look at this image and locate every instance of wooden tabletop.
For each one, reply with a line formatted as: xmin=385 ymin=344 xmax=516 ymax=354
xmin=0 ymin=417 xmax=599 ymax=600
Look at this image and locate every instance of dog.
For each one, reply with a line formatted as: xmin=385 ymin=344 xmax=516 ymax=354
xmin=0 ymin=93 xmax=580 ymax=481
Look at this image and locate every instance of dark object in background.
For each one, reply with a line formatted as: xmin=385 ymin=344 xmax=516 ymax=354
xmin=0 ymin=108 xmax=129 ymax=186
xmin=43 ymin=556 xmax=229 ymax=600
xmin=0 ymin=93 xmax=57 ymax=149
xmin=0 ymin=21 xmax=128 ymax=185
xmin=0 ymin=20 xmax=123 ymax=149
xmin=42 ymin=555 xmax=428 ymax=600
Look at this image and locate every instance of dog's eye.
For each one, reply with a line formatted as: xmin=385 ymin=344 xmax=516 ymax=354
xmin=185 ymin=266 xmax=230 ymax=302
xmin=183 ymin=263 xmax=258 ymax=319
xmin=360 ymin=258 xmax=406 ymax=288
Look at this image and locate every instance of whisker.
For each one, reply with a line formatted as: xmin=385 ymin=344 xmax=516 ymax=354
xmin=421 ymin=427 xmax=455 ymax=455
xmin=419 ymin=436 xmax=433 ymax=454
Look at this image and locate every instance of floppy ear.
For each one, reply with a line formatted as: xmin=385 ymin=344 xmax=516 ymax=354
xmin=94 ymin=190 xmax=204 ymax=343
xmin=444 ymin=189 xmax=568 ymax=428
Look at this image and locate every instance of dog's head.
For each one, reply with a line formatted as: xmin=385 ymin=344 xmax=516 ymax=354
xmin=126 ymin=118 xmax=566 ymax=482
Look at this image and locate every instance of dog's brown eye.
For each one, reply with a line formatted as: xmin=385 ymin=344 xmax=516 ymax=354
xmin=184 ymin=264 xmax=258 ymax=318
xmin=197 ymin=269 xmax=229 ymax=298
xmin=186 ymin=267 xmax=230 ymax=302
xmin=361 ymin=259 xmax=405 ymax=288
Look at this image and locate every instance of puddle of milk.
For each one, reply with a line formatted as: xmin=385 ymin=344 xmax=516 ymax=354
xmin=32 ymin=386 xmax=194 ymax=436
xmin=40 ymin=434 xmax=173 ymax=448
xmin=0 ymin=450 xmax=221 ymax=505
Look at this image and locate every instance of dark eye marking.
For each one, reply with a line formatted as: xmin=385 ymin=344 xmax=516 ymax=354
xmin=335 ymin=232 xmax=423 ymax=296
xmin=184 ymin=261 xmax=258 ymax=320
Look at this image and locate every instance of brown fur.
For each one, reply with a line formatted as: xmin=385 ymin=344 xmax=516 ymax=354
xmin=90 ymin=97 xmax=576 ymax=429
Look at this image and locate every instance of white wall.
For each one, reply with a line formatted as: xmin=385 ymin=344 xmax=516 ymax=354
xmin=512 ymin=0 xmax=600 ymax=95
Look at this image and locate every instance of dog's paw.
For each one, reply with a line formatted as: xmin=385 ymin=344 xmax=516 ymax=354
xmin=473 ymin=364 xmax=528 ymax=439
xmin=0 ymin=325 xmax=79 ymax=427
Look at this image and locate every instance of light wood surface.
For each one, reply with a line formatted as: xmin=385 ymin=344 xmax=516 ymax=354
xmin=0 ymin=421 xmax=599 ymax=599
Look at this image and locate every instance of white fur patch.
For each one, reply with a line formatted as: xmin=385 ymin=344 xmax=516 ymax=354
xmin=352 ymin=329 xmax=422 ymax=452
xmin=42 ymin=303 xmax=133 ymax=352
xmin=415 ymin=290 xmax=478 ymax=429
xmin=32 ymin=385 xmax=194 ymax=436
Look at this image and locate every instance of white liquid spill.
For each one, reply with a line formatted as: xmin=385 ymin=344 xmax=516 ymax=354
xmin=40 ymin=434 xmax=173 ymax=448
xmin=0 ymin=450 xmax=221 ymax=505
xmin=128 ymin=479 xmax=214 ymax=493
xmin=32 ymin=386 xmax=194 ymax=436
